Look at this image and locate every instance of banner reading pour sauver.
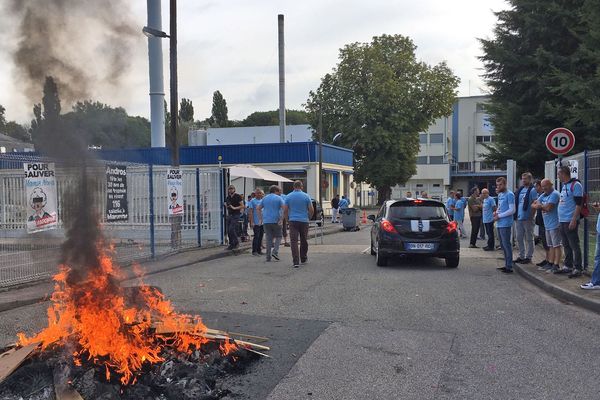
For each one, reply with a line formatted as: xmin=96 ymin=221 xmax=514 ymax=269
xmin=166 ymin=168 xmax=184 ymax=216
xmin=23 ymin=162 xmax=58 ymax=233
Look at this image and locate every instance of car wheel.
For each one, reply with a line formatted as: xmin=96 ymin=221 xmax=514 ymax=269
xmin=445 ymin=255 xmax=459 ymax=268
xmin=376 ymin=249 xmax=387 ymax=267
xmin=370 ymin=240 xmax=376 ymax=256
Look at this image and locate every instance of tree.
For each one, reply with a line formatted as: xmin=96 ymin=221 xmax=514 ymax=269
xmin=179 ymin=98 xmax=194 ymax=123
xmin=0 ymin=104 xmax=30 ymax=142
xmin=240 ymin=109 xmax=310 ymax=126
xmin=30 ymin=76 xmax=62 ymax=150
xmin=210 ymin=90 xmax=229 ymax=127
xmin=0 ymin=104 xmax=6 ymax=128
xmin=306 ymin=34 xmax=459 ymax=203
xmin=480 ymin=0 xmax=600 ymax=175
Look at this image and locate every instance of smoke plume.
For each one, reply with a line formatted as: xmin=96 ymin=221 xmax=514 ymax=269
xmin=7 ymin=0 xmax=139 ymax=104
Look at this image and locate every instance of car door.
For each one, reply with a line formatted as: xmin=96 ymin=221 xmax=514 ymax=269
xmin=371 ymin=203 xmax=386 ymax=247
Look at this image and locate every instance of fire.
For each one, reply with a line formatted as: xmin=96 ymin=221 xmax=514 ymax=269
xmin=18 ymin=241 xmax=237 ymax=385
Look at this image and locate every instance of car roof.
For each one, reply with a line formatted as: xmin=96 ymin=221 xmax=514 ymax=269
xmin=385 ymin=198 xmax=445 ymax=206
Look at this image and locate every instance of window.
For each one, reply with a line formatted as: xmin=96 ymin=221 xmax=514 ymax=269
xmin=429 ymin=133 xmax=443 ymax=144
xmin=388 ymin=202 xmax=447 ymax=221
xmin=429 ymin=156 xmax=444 ymax=164
xmin=279 ymin=172 xmax=307 ymax=195
xmin=476 ymin=135 xmax=493 ymax=143
xmin=480 ymin=161 xmax=500 ymax=171
xmin=343 ymin=174 xmax=350 ymax=197
xmin=432 ymin=184 xmax=441 ymax=188
xmin=416 ymin=156 xmax=427 ymax=164
xmin=416 ymin=184 xmax=424 ymax=188
xmin=419 ymin=134 xmax=427 ymax=144
xmin=457 ymin=162 xmax=472 ymax=171
xmin=476 ymin=103 xmax=486 ymax=112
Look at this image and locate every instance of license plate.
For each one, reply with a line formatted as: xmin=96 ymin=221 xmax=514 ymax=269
xmin=405 ymin=242 xmax=435 ymax=250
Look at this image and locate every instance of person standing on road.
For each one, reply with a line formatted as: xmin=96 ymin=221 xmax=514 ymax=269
xmin=481 ymin=189 xmax=496 ymax=251
xmin=446 ymin=191 xmax=456 ymax=221
xmin=225 ymin=185 xmax=245 ymax=250
xmin=248 ymin=188 xmax=265 ymax=256
xmin=557 ymin=165 xmax=584 ymax=278
xmin=258 ymin=185 xmax=285 ymax=262
xmin=533 ymin=180 xmax=550 ymax=268
xmin=284 ymin=180 xmax=314 ymax=268
xmin=532 ymin=179 xmax=561 ymax=273
xmin=339 ymin=195 xmax=350 ymax=210
xmin=514 ymin=172 xmax=538 ymax=264
xmin=281 ymin=192 xmax=290 ymax=247
xmin=467 ymin=187 xmax=483 ymax=248
xmin=453 ymin=192 xmax=467 ymax=238
xmin=494 ymin=177 xmax=516 ymax=273
xmin=331 ymin=194 xmax=340 ymax=223
xmin=581 ymin=201 xmax=600 ymax=290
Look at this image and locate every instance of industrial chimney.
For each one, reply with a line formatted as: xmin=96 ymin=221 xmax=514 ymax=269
xmin=147 ymin=0 xmax=166 ymax=148
xmin=278 ymin=14 xmax=286 ymax=143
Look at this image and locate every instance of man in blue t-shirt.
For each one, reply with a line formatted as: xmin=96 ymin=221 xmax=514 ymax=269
xmin=284 ymin=180 xmax=314 ymax=268
xmin=446 ymin=191 xmax=456 ymax=221
xmin=248 ymin=189 xmax=264 ymax=256
xmin=339 ymin=196 xmax=350 ymax=209
xmin=532 ymin=179 xmax=561 ymax=272
xmin=557 ymin=165 xmax=584 ymax=277
xmin=258 ymin=185 xmax=285 ymax=262
xmin=494 ymin=177 xmax=516 ymax=273
xmin=514 ymin=172 xmax=538 ymax=264
xmin=481 ymin=188 xmax=497 ymax=251
xmin=581 ymin=201 xmax=600 ymax=290
xmin=452 ymin=193 xmax=467 ymax=238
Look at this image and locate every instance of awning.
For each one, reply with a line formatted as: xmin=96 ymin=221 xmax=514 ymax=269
xmin=342 ymin=171 xmax=353 ymax=175
xmin=229 ymin=164 xmax=293 ymax=182
xmin=323 ymin=169 xmax=339 ymax=174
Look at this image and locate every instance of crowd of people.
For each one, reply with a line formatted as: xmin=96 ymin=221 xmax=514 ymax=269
xmin=224 ymin=181 xmax=314 ymax=268
xmin=444 ymin=166 xmax=600 ymax=290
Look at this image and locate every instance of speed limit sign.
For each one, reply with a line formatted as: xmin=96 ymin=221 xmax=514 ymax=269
xmin=546 ymin=128 xmax=575 ymax=155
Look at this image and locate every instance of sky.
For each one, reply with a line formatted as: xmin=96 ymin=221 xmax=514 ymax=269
xmin=0 ymin=0 xmax=509 ymax=124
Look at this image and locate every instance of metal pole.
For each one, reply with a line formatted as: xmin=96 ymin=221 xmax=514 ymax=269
xmin=318 ymin=108 xmax=323 ymax=206
xmin=278 ymin=14 xmax=286 ymax=143
xmin=147 ymin=0 xmax=166 ymax=148
xmin=170 ymin=0 xmax=179 ymax=167
xmin=583 ymin=149 xmax=589 ymax=269
xmin=149 ymin=164 xmax=155 ymax=258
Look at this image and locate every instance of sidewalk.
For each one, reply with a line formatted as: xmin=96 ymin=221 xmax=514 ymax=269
xmin=0 ymin=218 xmax=361 ymax=313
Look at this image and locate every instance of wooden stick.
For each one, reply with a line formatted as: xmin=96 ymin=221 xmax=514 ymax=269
xmin=244 ymin=348 xmax=272 ymax=358
xmin=227 ymin=332 xmax=270 ymax=343
xmin=232 ymin=339 xmax=271 ymax=352
xmin=0 ymin=343 xmax=39 ymax=384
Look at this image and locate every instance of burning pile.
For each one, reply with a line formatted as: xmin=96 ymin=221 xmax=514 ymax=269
xmin=0 ymin=239 xmax=266 ymax=399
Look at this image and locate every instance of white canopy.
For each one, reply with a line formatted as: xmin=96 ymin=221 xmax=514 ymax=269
xmin=228 ymin=164 xmax=293 ymax=182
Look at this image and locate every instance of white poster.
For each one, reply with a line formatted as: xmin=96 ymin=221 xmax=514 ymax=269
xmin=166 ymin=168 xmax=183 ymax=216
xmin=567 ymin=160 xmax=579 ymax=179
xmin=23 ymin=162 xmax=58 ymax=233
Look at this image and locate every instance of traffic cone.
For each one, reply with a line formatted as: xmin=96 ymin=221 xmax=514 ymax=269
xmin=361 ymin=210 xmax=367 ymax=224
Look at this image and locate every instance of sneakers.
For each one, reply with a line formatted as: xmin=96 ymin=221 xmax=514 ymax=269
xmin=536 ymin=260 xmax=548 ymax=267
xmin=468 ymin=244 xmax=478 ymax=248
xmin=482 ymin=247 xmax=494 ymax=251
xmin=252 ymin=252 xmax=260 ymax=256
xmin=293 ymin=264 xmax=300 ymax=268
xmin=513 ymin=257 xmax=525 ymax=263
xmin=554 ymin=267 xmax=572 ymax=275
xmin=546 ymin=265 xmax=560 ymax=274
xmin=497 ymin=267 xmax=513 ymax=273
xmin=301 ymin=258 xmax=308 ymax=265
xmin=580 ymin=282 xmax=600 ymax=290
xmin=514 ymin=257 xmax=531 ymax=264
xmin=568 ymin=269 xmax=583 ymax=279
xmin=284 ymin=243 xmax=291 ymax=247
xmin=271 ymin=253 xmax=280 ymax=261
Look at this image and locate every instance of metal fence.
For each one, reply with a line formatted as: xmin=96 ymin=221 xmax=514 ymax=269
xmin=545 ymin=150 xmax=600 ymax=271
xmin=0 ymin=154 xmax=224 ymax=288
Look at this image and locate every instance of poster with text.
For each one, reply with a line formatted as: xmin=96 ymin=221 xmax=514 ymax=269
xmin=24 ymin=162 xmax=58 ymax=233
xmin=166 ymin=168 xmax=184 ymax=216
xmin=106 ymin=165 xmax=128 ymax=222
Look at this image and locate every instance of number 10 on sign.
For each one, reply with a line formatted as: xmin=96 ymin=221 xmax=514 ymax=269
xmin=545 ymin=127 xmax=575 ymax=155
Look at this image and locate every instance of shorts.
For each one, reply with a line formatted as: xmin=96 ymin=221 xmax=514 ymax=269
xmin=545 ymin=228 xmax=562 ymax=248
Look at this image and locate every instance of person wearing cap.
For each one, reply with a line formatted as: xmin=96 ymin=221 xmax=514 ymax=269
xmin=224 ymin=185 xmax=244 ymax=250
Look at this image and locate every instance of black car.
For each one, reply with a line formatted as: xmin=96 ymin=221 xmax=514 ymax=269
xmin=368 ymin=198 xmax=460 ymax=268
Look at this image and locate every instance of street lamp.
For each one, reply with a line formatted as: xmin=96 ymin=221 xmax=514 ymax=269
xmin=142 ymin=0 xmax=178 ymax=167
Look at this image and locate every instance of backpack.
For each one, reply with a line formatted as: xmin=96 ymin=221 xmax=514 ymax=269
xmin=567 ymin=180 xmax=589 ymax=219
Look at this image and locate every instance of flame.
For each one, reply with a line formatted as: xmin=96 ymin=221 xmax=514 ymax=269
xmin=18 ymin=240 xmax=236 ymax=385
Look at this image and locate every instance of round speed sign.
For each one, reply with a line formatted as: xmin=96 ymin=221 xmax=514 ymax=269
xmin=546 ymin=128 xmax=575 ymax=155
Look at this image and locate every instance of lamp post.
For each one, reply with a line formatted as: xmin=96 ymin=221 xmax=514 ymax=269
xmin=143 ymin=0 xmax=178 ymax=167
xmin=318 ymin=107 xmax=323 ymax=210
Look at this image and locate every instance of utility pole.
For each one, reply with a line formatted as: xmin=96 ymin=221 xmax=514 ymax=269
xmin=169 ymin=0 xmax=181 ymax=247
xmin=318 ymin=107 xmax=323 ymax=208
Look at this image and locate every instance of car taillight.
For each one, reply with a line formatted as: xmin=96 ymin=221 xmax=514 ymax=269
xmin=446 ymin=221 xmax=458 ymax=233
xmin=381 ymin=219 xmax=397 ymax=234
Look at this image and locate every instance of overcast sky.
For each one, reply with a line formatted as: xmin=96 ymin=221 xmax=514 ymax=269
xmin=0 ymin=0 xmax=508 ymax=124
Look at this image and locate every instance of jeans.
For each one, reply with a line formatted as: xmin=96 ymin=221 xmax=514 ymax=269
xmin=515 ymin=219 xmax=535 ymax=259
xmin=227 ymin=214 xmax=241 ymax=248
xmin=560 ymin=221 xmax=582 ymax=270
xmin=498 ymin=226 xmax=513 ymax=269
xmin=479 ymin=220 xmax=486 ymax=239
xmin=470 ymin=216 xmax=482 ymax=246
xmin=456 ymin=218 xmax=466 ymax=237
xmin=264 ymin=223 xmax=282 ymax=260
xmin=591 ymin=234 xmax=600 ymax=285
xmin=289 ymin=221 xmax=309 ymax=265
xmin=484 ymin=222 xmax=495 ymax=249
xmin=252 ymin=225 xmax=264 ymax=253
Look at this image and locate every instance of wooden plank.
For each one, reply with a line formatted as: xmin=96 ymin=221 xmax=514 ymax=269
xmin=0 ymin=343 xmax=38 ymax=384
xmin=232 ymin=339 xmax=271 ymax=352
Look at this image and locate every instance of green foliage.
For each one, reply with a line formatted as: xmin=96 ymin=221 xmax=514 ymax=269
xmin=480 ymin=0 xmax=600 ymax=175
xmin=0 ymin=104 xmax=6 ymax=127
xmin=179 ymin=98 xmax=194 ymax=123
xmin=30 ymin=76 xmax=61 ymax=149
xmin=239 ymin=109 xmax=310 ymax=127
xmin=210 ymin=91 xmax=229 ymax=127
xmin=306 ymin=34 xmax=459 ymax=202
xmin=0 ymin=104 xmax=30 ymax=142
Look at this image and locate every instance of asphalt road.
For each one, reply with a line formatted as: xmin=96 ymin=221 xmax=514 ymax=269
xmin=1 ymin=226 xmax=600 ymax=399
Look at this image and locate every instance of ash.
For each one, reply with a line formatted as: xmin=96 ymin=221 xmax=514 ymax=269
xmin=0 ymin=342 xmax=258 ymax=400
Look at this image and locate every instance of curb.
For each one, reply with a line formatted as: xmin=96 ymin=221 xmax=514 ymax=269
xmin=0 ymin=224 xmax=352 ymax=313
xmin=514 ymin=264 xmax=600 ymax=314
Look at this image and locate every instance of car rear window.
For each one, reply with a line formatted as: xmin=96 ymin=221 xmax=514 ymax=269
xmin=387 ymin=201 xmax=446 ymax=220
